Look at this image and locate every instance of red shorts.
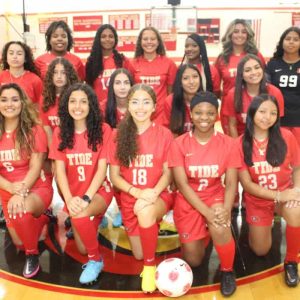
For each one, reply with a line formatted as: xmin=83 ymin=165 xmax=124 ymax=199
xmin=121 ymin=190 xmax=174 ymax=236
xmin=245 ymin=196 xmax=274 ymax=226
xmin=0 ymin=180 xmax=53 ymax=228
xmin=174 ymin=190 xmax=224 ymax=243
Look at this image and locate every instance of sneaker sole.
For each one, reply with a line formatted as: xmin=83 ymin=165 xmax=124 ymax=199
xmin=23 ymin=265 xmax=40 ymax=279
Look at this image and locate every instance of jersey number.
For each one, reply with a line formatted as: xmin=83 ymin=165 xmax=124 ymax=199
xmin=258 ymin=174 xmax=277 ymax=189
xmin=77 ymin=166 xmax=86 ymax=181
xmin=132 ymin=169 xmax=147 ymax=185
xmin=279 ymin=75 xmax=298 ymax=87
xmin=198 ymin=179 xmax=208 ymax=191
xmin=3 ymin=162 xmax=14 ymax=172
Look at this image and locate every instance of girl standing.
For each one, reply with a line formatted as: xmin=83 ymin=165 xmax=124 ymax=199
xmin=132 ymin=27 xmax=177 ymax=123
xmin=168 ymin=91 xmax=240 ymax=297
xmin=0 ymin=83 xmax=53 ymax=278
xmin=238 ymin=94 xmax=300 ymax=287
xmin=109 ymin=84 xmax=173 ymax=293
xmin=49 ymin=83 xmax=113 ymax=284
xmin=0 ymin=41 xmax=43 ymax=104
xmin=85 ymin=24 xmax=134 ymax=104
xmin=35 ymin=20 xmax=85 ymax=81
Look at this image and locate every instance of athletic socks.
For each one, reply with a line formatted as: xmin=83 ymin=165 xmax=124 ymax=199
xmin=285 ymin=224 xmax=300 ymax=263
xmin=72 ymin=216 xmax=101 ymax=261
xmin=214 ymin=237 xmax=235 ymax=271
xmin=139 ymin=223 xmax=158 ymax=266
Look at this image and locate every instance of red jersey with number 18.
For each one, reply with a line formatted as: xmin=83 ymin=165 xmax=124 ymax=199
xmin=168 ymin=131 xmax=240 ymax=200
xmin=49 ymin=123 xmax=111 ymax=196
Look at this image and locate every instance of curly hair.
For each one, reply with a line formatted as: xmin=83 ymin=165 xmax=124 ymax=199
xmin=0 ymin=83 xmax=40 ymax=157
xmin=45 ymin=20 xmax=73 ymax=52
xmin=134 ymin=27 xmax=166 ymax=58
xmin=116 ymin=84 xmax=156 ymax=167
xmin=243 ymin=94 xmax=286 ymax=167
xmin=272 ymin=26 xmax=300 ymax=59
xmin=85 ymin=24 xmax=124 ymax=86
xmin=58 ymin=83 xmax=103 ymax=152
xmin=234 ymin=54 xmax=267 ymax=113
xmin=1 ymin=41 xmax=39 ymax=76
xmin=42 ymin=57 xmax=79 ymax=112
xmin=170 ymin=64 xmax=202 ymax=135
xmin=181 ymin=33 xmax=213 ymax=92
xmin=217 ymin=19 xmax=258 ymax=65
xmin=105 ymin=68 xmax=134 ymax=128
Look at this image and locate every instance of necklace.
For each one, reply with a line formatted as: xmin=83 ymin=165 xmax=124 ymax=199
xmin=253 ymin=137 xmax=268 ymax=156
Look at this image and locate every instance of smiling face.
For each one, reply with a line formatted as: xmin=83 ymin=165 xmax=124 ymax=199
xmin=191 ymin=102 xmax=217 ymax=134
xmin=6 ymin=43 xmax=25 ymax=70
xmin=184 ymin=37 xmax=200 ymax=63
xmin=283 ymin=30 xmax=300 ymax=56
xmin=0 ymin=88 xmax=22 ymax=120
xmin=141 ymin=29 xmax=159 ymax=55
xmin=253 ymin=100 xmax=278 ymax=132
xmin=231 ymin=23 xmax=248 ymax=47
xmin=128 ymin=89 xmax=155 ymax=125
xmin=181 ymin=68 xmax=201 ymax=96
xmin=49 ymin=27 xmax=68 ymax=55
xmin=100 ymin=28 xmax=116 ymax=52
xmin=68 ymin=90 xmax=90 ymax=123
xmin=242 ymin=58 xmax=263 ymax=86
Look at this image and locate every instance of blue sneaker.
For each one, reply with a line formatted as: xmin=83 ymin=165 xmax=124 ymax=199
xmin=99 ymin=216 xmax=108 ymax=229
xmin=79 ymin=260 xmax=104 ymax=284
xmin=112 ymin=211 xmax=122 ymax=228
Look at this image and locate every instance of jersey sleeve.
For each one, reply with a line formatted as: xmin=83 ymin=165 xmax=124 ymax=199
xmin=237 ymin=136 xmax=248 ymax=172
xmin=107 ymin=129 xmax=119 ymax=165
xmin=286 ymin=130 xmax=300 ymax=167
xmin=168 ymin=138 xmax=185 ymax=168
xmin=32 ymin=125 xmax=48 ymax=153
xmin=267 ymin=84 xmax=284 ymax=117
xmin=123 ymin=56 xmax=136 ymax=77
xmin=98 ymin=123 xmax=112 ymax=160
xmin=167 ymin=58 xmax=177 ymax=86
xmin=222 ymin=88 xmax=235 ymax=117
xmin=210 ymin=64 xmax=221 ymax=94
xmin=48 ymin=128 xmax=66 ymax=162
xmin=32 ymin=75 xmax=43 ymax=104
xmin=161 ymin=127 xmax=173 ymax=163
xmin=225 ymin=136 xmax=242 ymax=169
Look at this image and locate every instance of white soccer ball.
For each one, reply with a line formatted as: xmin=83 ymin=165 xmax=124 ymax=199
xmin=155 ymin=258 xmax=193 ymax=297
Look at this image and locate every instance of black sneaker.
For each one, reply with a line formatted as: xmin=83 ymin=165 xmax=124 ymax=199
xmin=220 ymin=271 xmax=236 ymax=297
xmin=23 ymin=254 xmax=40 ymax=278
xmin=284 ymin=262 xmax=299 ymax=287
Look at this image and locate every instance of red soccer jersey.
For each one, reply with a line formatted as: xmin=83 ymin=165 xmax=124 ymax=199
xmin=168 ymin=131 xmax=241 ymax=200
xmin=215 ymin=52 xmax=265 ymax=98
xmin=0 ymin=70 xmax=43 ymax=104
xmin=39 ymin=98 xmax=60 ymax=131
xmin=101 ymin=99 xmax=126 ymax=126
xmin=223 ymin=84 xmax=285 ymax=136
xmin=109 ymin=123 xmax=173 ymax=189
xmin=239 ymin=128 xmax=300 ymax=204
xmin=131 ymin=55 xmax=177 ymax=121
xmin=161 ymin=93 xmax=192 ymax=132
xmin=35 ymin=52 xmax=85 ymax=81
xmin=92 ymin=54 xmax=134 ymax=103
xmin=49 ymin=123 xmax=111 ymax=196
xmin=0 ymin=125 xmax=47 ymax=183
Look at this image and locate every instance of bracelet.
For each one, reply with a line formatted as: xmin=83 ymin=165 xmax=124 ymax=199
xmin=274 ymin=190 xmax=280 ymax=204
xmin=127 ymin=185 xmax=134 ymax=194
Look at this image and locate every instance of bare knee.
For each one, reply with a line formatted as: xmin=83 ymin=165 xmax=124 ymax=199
xmin=182 ymin=247 xmax=205 ymax=267
xmin=249 ymin=239 xmax=271 ymax=256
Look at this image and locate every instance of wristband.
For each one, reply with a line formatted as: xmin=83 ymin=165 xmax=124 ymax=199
xmin=82 ymin=194 xmax=91 ymax=204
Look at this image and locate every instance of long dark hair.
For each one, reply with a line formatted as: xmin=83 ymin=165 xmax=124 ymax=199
xmin=105 ymin=68 xmax=134 ymax=128
xmin=243 ymin=94 xmax=287 ymax=167
xmin=58 ymin=83 xmax=103 ymax=151
xmin=181 ymin=33 xmax=213 ymax=92
xmin=234 ymin=54 xmax=267 ymax=113
xmin=170 ymin=64 xmax=202 ymax=135
xmin=1 ymin=41 xmax=39 ymax=76
xmin=116 ymin=84 xmax=156 ymax=167
xmin=45 ymin=20 xmax=73 ymax=51
xmin=85 ymin=24 xmax=124 ymax=86
xmin=272 ymin=26 xmax=300 ymax=59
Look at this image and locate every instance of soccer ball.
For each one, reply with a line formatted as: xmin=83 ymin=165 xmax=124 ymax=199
xmin=155 ymin=258 xmax=193 ymax=297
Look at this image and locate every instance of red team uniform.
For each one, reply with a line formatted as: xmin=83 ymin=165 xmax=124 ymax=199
xmin=223 ymin=84 xmax=285 ymax=136
xmin=0 ymin=70 xmax=43 ymax=104
xmin=238 ymin=128 xmax=300 ymax=226
xmin=92 ymin=54 xmax=134 ymax=104
xmin=49 ymin=123 xmax=113 ymax=209
xmin=0 ymin=125 xmax=53 ymax=226
xmin=109 ymin=123 xmax=174 ymax=235
xmin=132 ymin=56 xmax=177 ymax=122
xmin=168 ymin=131 xmax=240 ymax=243
xmin=162 ymin=93 xmax=192 ymax=132
xmin=100 ymin=99 xmax=126 ymax=125
xmin=35 ymin=52 xmax=85 ymax=81
xmin=39 ymin=96 xmax=60 ymax=131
